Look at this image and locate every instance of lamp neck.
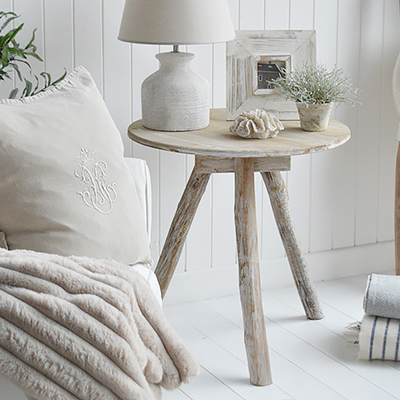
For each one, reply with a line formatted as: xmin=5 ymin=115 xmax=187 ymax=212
xmin=156 ymin=52 xmax=195 ymax=72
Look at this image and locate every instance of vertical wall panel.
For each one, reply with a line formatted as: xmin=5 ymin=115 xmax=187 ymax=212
xmin=183 ymin=45 xmax=213 ymax=271
xmin=12 ymin=0 xmax=43 ymax=96
xmin=186 ymin=155 xmax=212 ymax=271
xmin=188 ymin=44 xmax=213 ymax=100
xmin=43 ymin=0 xmax=73 ymax=75
xmin=73 ymin=0 xmax=103 ymax=92
xmin=309 ymin=0 xmax=338 ymax=253
xmin=131 ymin=44 xmax=160 ymax=260
xmin=315 ymin=0 xmax=338 ymax=69
xmin=227 ymin=0 xmax=240 ymax=30
xmin=211 ymin=0 xmax=239 ymax=269
xmin=239 ymin=0 xmax=265 ymax=262
xmin=212 ymin=43 xmax=227 ymax=109
xmin=261 ymin=0 xmax=290 ymax=261
xmin=290 ymin=0 xmax=314 ymax=30
xmin=286 ymin=0 xmax=314 ymax=254
xmin=212 ymin=42 xmax=236 ymax=269
xmin=240 ymin=0 xmax=264 ymax=30
xmin=333 ymin=0 xmax=361 ymax=249
xmin=131 ymin=45 xmax=158 ymax=122
xmin=0 ymin=0 xmax=13 ymax=98
xmin=377 ymin=0 xmax=400 ymax=242
xmin=0 ymin=1 xmax=13 ymax=14
xmin=13 ymin=0 xmax=43 ymax=71
xmin=159 ymin=152 xmax=187 ymax=273
xmin=212 ymin=172 xmax=236 ymax=268
xmin=265 ymin=0 xmax=290 ymax=30
xmin=103 ymin=0 xmax=131 ymax=155
xmin=356 ymin=0 xmax=384 ymax=245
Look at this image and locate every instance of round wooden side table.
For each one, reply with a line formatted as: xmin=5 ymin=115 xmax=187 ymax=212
xmin=128 ymin=108 xmax=350 ymax=386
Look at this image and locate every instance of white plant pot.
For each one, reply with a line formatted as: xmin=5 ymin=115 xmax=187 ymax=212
xmin=296 ymin=103 xmax=333 ymax=132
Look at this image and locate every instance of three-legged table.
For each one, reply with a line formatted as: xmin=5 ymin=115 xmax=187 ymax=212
xmin=128 ymin=109 xmax=350 ymax=386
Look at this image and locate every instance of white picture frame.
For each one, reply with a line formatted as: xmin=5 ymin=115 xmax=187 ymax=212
xmin=226 ymin=30 xmax=316 ymax=121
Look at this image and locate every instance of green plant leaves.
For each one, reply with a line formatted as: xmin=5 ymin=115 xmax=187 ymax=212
xmin=0 ymin=11 xmax=66 ymax=99
xmin=0 ymin=11 xmax=18 ymax=34
xmin=9 ymin=69 xmax=68 ymax=98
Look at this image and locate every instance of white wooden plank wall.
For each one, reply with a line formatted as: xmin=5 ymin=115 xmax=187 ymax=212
xmin=333 ymin=0 xmax=360 ymax=250
xmin=2 ymin=0 xmax=400 ymax=286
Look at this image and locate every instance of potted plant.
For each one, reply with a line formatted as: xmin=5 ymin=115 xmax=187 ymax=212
xmin=0 ymin=11 xmax=66 ymax=99
xmin=273 ymin=63 xmax=359 ymax=132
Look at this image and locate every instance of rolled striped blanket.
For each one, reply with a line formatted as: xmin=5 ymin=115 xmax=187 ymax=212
xmin=358 ymin=315 xmax=400 ymax=361
xmin=0 ymin=248 xmax=199 ymax=400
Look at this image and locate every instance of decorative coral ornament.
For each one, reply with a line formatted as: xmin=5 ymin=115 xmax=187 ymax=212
xmin=229 ymin=109 xmax=284 ymax=139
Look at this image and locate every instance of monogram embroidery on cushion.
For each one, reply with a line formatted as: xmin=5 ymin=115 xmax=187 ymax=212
xmin=75 ymin=148 xmax=117 ymax=214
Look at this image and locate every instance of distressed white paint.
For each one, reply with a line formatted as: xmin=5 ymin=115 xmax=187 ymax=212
xmin=2 ymin=0 xmax=399 ymax=299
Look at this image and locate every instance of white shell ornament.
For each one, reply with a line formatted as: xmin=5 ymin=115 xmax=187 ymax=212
xmin=229 ymin=109 xmax=284 ymax=139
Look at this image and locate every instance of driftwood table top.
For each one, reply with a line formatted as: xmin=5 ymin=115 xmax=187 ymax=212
xmin=128 ymin=108 xmax=350 ymax=158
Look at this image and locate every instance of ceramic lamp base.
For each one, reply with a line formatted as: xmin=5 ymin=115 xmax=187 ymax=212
xmin=141 ymin=52 xmax=210 ymax=132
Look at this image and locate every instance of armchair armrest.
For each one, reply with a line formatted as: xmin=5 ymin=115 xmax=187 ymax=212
xmin=124 ymin=157 xmax=152 ymax=240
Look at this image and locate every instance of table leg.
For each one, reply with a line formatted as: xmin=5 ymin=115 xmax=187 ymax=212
xmin=395 ymin=142 xmax=400 ymax=275
xmin=234 ymin=158 xmax=272 ymax=386
xmin=261 ymin=171 xmax=324 ymax=320
xmin=155 ymin=168 xmax=211 ymax=298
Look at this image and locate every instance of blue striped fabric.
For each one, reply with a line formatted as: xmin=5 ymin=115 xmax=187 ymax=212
xmin=358 ymin=315 xmax=400 ymax=361
xmin=382 ymin=318 xmax=391 ymax=359
xmin=369 ymin=317 xmax=378 ymax=360
xmin=396 ymin=324 xmax=400 ymax=361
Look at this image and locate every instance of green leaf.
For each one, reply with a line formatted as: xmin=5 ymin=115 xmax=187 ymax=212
xmin=0 ymin=12 xmax=68 ymax=99
xmin=0 ymin=12 xmax=18 ymax=34
xmin=0 ymin=69 xmax=12 ymax=80
xmin=22 ymin=78 xmax=33 ymax=97
xmin=8 ymin=87 xmax=19 ymax=99
xmin=12 ymin=58 xmax=31 ymax=68
xmin=32 ymin=73 xmax=40 ymax=94
xmin=8 ymin=47 xmax=26 ymax=58
xmin=24 ymin=52 xmax=42 ymax=62
xmin=8 ymin=62 xmax=23 ymax=81
xmin=0 ymin=23 xmax=24 ymax=48
xmin=25 ymin=28 xmax=36 ymax=50
xmin=0 ymin=69 xmax=10 ymax=80
xmin=40 ymin=71 xmax=51 ymax=87
xmin=1 ymin=47 xmax=9 ymax=67
xmin=11 ymin=38 xmax=20 ymax=49
xmin=51 ymin=69 xmax=67 ymax=85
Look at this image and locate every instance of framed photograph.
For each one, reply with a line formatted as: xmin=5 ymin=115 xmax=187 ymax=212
xmin=226 ymin=30 xmax=316 ymax=120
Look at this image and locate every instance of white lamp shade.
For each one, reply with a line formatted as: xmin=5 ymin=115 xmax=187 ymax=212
xmin=118 ymin=0 xmax=235 ymax=45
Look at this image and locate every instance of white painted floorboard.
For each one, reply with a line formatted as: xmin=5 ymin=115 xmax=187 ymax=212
xmin=163 ymin=273 xmax=400 ymax=400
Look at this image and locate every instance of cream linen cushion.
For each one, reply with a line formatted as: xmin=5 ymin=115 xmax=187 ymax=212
xmin=0 ymin=66 xmax=151 ymax=266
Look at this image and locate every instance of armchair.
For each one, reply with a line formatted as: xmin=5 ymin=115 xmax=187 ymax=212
xmin=0 ymin=66 xmax=197 ymax=399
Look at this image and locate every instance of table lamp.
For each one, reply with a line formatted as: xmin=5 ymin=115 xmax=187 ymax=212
xmin=118 ymin=0 xmax=235 ymax=132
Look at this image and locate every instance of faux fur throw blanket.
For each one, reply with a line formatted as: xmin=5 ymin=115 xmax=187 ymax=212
xmin=0 ymin=248 xmax=199 ymax=400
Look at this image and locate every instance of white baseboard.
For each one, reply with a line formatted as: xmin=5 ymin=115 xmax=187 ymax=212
xmin=163 ymin=241 xmax=395 ymax=306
